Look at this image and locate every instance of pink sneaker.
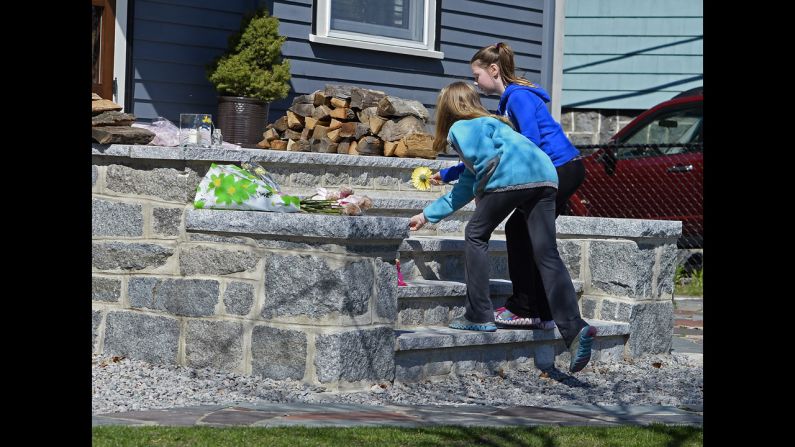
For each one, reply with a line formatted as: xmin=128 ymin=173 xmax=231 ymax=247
xmin=494 ymin=307 xmax=540 ymax=327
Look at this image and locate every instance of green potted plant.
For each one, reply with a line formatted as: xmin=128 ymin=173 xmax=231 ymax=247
xmin=207 ymin=7 xmax=291 ymax=147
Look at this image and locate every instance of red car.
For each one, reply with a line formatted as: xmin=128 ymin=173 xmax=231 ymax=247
xmin=566 ymin=88 xmax=703 ymax=247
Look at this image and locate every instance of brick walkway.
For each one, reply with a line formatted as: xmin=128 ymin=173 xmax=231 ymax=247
xmin=671 ymin=296 xmax=703 ymax=360
xmin=92 ymin=402 xmax=703 ymax=427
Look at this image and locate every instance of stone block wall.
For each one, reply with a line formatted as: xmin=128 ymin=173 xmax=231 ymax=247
xmin=555 ymin=217 xmax=679 ymax=356
xmin=92 ymin=145 xmax=410 ymax=389
xmin=93 ymin=144 xmax=681 ymax=389
xmin=396 ymin=215 xmax=679 ymax=357
xmin=560 ymin=108 xmax=642 ymax=146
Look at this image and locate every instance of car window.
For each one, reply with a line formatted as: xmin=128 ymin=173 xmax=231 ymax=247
xmin=617 ymin=107 xmax=702 ymax=159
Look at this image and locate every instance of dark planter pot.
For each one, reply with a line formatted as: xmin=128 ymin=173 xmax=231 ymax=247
xmin=217 ymin=96 xmax=270 ymax=147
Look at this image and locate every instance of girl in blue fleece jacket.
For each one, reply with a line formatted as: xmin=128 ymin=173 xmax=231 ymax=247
xmin=433 ymin=42 xmax=586 ymax=332
xmin=409 ymin=82 xmax=595 ymax=373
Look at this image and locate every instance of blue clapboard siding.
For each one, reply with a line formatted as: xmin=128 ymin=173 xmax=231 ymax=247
xmin=565 ymin=36 xmax=702 ymax=55
xmin=270 ymin=0 xmax=550 ymax=123
xmin=130 ymin=0 xmax=552 ymax=124
xmin=130 ymin=0 xmax=259 ymax=122
xmin=562 ymin=0 xmax=703 ymax=110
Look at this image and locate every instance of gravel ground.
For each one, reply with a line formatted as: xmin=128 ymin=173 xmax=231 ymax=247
xmin=92 ymin=353 xmax=703 ymax=415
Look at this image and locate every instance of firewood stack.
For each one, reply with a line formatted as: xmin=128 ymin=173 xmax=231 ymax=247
xmin=258 ymin=84 xmax=437 ymax=159
xmin=91 ymin=93 xmax=155 ymax=144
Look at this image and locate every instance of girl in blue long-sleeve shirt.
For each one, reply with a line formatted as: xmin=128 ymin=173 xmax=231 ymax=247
xmin=434 ymin=42 xmax=586 ymax=331
xmin=409 ymin=82 xmax=595 ymax=373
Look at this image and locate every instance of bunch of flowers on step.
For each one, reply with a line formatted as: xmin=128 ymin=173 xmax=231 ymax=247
xmin=308 ymin=186 xmax=373 ymax=216
xmin=193 ymin=160 xmax=375 ymax=215
xmin=240 ymin=161 xmax=366 ymax=215
xmin=193 ymin=163 xmax=301 ymax=213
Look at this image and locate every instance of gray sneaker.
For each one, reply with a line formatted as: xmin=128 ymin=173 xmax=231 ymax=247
xmin=448 ymin=316 xmax=497 ymax=332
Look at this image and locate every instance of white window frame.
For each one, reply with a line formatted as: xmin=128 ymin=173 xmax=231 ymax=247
xmin=309 ymin=0 xmax=444 ymax=59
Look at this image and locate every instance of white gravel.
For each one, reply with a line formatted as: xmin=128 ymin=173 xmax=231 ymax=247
xmin=93 ymin=353 xmax=703 ymax=415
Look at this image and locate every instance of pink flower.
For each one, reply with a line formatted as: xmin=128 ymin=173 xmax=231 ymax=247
xmin=339 ymin=186 xmax=354 ymax=199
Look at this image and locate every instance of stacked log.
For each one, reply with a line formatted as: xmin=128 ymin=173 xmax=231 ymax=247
xmin=258 ymin=85 xmax=436 ymax=159
xmin=91 ymin=93 xmax=155 ymax=144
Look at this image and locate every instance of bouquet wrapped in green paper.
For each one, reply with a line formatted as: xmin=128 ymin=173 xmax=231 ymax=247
xmin=194 ymin=161 xmax=372 ymax=215
xmin=193 ymin=163 xmax=301 ymax=212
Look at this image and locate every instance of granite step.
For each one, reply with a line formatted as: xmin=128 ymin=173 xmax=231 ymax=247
xmin=398 ymin=235 xmax=509 ymax=281
xmin=393 ymin=319 xmax=630 ymax=382
xmin=280 ymin=185 xmax=460 ymax=204
xmin=280 ymin=185 xmax=482 ymax=237
xmin=397 ymin=235 xmax=582 ymax=285
xmin=396 ymin=278 xmax=583 ymax=329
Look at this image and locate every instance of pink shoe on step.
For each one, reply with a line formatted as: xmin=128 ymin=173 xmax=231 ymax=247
xmin=494 ymin=307 xmax=540 ymax=327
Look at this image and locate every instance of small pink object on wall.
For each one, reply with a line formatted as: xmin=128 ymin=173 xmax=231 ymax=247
xmin=395 ymin=259 xmax=408 ymax=287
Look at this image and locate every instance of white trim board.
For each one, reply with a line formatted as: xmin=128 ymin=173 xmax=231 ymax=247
xmin=309 ymin=34 xmax=443 ymax=59
xmin=112 ymin=0 xmax=128 ymax=110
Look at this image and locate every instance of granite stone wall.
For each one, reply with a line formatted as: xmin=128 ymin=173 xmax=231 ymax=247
xmin=92 ymin=144 xmax=680 ymax=388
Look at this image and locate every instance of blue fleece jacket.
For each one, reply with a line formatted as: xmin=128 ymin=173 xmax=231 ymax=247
xmin=423 ymin=117 xmax=558 ymax=223
xmin=439 ymin=83 xmax=579 ymax=182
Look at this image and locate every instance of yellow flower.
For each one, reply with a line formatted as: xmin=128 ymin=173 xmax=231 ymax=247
xmin=411 ymin=166 xmax=433 ymax=191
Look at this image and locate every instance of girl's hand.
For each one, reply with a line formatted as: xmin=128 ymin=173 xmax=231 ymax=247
xmin=429 ymin=172 xmax=442 ymax=185
xmin=409 ymin=213 xmax=427 ymax=231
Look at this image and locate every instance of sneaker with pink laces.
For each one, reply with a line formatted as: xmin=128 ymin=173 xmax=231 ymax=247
xmin=494 ymin=307 xmax=540 ymax=326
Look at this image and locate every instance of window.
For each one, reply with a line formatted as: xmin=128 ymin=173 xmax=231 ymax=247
xmin=310 ymin=0 xmax=443 ymax=59
xmin=617 ymin=107 xmax=703 ymax=159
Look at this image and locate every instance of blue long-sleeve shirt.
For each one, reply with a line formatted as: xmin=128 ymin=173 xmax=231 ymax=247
xmin=423 ymin=117 xmax=558 ymax=223
xmin=438 ymin=83 xmax=579 ymax=182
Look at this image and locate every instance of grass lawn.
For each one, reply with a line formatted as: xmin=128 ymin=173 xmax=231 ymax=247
xmin=93 ymin=424 xmax=702 ymax=446
xmin=675 ymin=267 xmax=703 ymax=297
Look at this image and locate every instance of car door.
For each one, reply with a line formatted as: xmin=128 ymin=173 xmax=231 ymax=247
xmin=608 ymin=104 xmax=703 ymax=242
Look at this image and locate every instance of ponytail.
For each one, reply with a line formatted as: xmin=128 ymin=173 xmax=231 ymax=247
xmin=471 ymin=42 xmax=535 ymax=88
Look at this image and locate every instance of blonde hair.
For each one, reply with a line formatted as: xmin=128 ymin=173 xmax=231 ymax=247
xmin=432 ymin=81 xmax=511 ymax=153
xmin=470 ymin=42 xmax=535 ymax=88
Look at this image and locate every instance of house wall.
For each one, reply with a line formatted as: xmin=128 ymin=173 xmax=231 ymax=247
xmin=270 ymin=0 xmax=549 ymax=123
xmin=128 ymin=0 xmax=260 ymax=122
xmin=128 ymin=0 xmax=555 ymax=127
xmin=559 ymin=0 xmax=702 ymax=145
xmin=561 ymin=0 xmax=703 ymax=110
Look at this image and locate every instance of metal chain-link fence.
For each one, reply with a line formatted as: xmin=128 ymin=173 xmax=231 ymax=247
xmin=564 ymin=142 xmax=703 ymax=248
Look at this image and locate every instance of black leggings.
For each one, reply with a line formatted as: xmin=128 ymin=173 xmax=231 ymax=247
xmin=466 ymin=186 xmax=586 ymax=346
xmin=503 ymin=158 xmax=585 ymax=320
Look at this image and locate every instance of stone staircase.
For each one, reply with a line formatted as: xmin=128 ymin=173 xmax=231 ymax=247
xmin=393 ymin=235 xmax=629 ymax=381
xmin=92 ymin=144 xmax=676 ymax=390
